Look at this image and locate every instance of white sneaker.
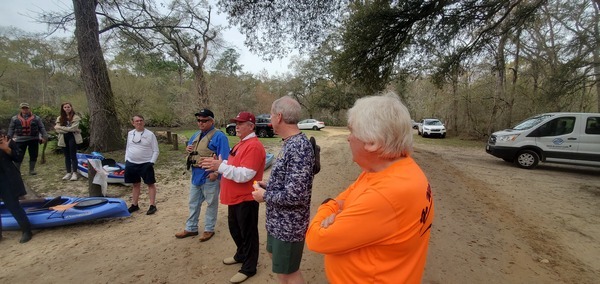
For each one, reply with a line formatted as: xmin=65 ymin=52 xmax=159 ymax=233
xmin=62 ymin=173 xmax=72 ymax=180
xmin=70 ymin=172 xmax=78 ymax=181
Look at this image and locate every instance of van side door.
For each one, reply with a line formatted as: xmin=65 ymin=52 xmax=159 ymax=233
xmin=529 ymin=116 xmax=578 ymax=160
xmin=579 ymin=115 xmax=600 ymax=162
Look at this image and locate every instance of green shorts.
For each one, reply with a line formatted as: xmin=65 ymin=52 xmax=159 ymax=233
xmin=266 ymin=234 xmax=305 ymax=274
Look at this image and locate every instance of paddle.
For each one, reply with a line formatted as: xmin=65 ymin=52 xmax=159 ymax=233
xmin=40 ymin=139 xmax=48 ymax=164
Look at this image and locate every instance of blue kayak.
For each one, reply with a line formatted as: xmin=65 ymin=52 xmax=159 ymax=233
xmin=265 ymin=153 xmax=275 ymax=170
xmin=76 ymin=152 xmax=127 ymax=184
xmin=1 ymin=196 xmax=130 ymax=230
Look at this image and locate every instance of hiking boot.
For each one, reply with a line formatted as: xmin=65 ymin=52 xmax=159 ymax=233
xmin=146 ymin=205 xmax=157 ymax=215
xmin=128 ymin=204 xmax=139 ymax=213
xmin=20 ymin=230 xmax=33 ymax=243
xmin=29 ymin=161 xmax=37 ymax=175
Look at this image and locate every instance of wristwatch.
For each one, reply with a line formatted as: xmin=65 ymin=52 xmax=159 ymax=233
xmin=321 ymin=198 xmax=335 ymax=205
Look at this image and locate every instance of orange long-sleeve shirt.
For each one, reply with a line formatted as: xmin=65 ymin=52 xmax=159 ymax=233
xmin=306 ymin=157 xmax=434 ymax=284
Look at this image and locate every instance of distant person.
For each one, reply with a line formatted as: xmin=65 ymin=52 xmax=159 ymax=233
xmin=124 ymin=115 xmax=160 ymax=215
xmin=54 ymin=102 xmax=83 ymax=181
xmin=201 ymin=111 xmax=266 ymax=284
xmin=252 ymin=96 xmax=315 ymax=284
xmin=175 ymin=109 xmax=229 ymax=242
xmin=305 ymin=94 xmax=435 ymax=284
xmin=7 ymin=102 xmax=48 ymax=175
xmin=0 ymin=129 xmax=33 ymax=243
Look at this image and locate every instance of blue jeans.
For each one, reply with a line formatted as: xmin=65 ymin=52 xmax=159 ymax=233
xmin=185 ymin=179 xmax=220 ymax=232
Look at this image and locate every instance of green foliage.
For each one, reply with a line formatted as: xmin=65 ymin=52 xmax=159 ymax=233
xmin=78 ymin=113 xmax=91 ymax=148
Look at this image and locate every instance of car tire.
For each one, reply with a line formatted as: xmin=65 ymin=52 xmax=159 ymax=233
xmin=226 ymin=127 xmax=236 ymax=136
xmin=515 ymin=150 xmax=539 ymax=169
xmin=312 ymin=126 xmax=319 ymax=130
xmin=441 ymin=133 xmax=446 ymax=138
xmin=257 ymin=129 xmax=268 ymax=138
xmin=417 ymin=130 xmax=421 ymax=136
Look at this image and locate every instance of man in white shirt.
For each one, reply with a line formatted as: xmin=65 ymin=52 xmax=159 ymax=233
xmin=124 ymin=115 xmax=160 ymax=215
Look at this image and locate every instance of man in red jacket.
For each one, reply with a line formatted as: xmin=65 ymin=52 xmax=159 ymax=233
xmin=201 ymin=111 xmax=265 ymax=284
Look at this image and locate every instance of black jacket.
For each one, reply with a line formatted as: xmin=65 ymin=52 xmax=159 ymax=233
xmin=0 ymin=139 xmax=27 ymax=198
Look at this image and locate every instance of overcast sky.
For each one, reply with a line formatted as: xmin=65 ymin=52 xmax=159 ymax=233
xmin=0 ymin=0 xmax=293 ymax=76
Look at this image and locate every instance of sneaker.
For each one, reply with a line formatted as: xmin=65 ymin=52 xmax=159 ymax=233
xmin=128 ymin=204 xmax=139 ymax=213
xmin=62 ymin=173 xmax=72 ymax=180
xmin=146 ymin=205 xmax=157 ymax=215
xmin=229 ymin=272 xmax=249 ymax=283
xmin=223 ymin=256 xmax=240 ymax=265
xmin=69 ymin=172 xmax=78 ymax=181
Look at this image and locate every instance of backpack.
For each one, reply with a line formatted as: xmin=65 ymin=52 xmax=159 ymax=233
xmin=309 ymin=136 xmax=321 ymax=175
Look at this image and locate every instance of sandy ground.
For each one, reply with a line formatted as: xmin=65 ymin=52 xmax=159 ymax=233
xmin=1 ymin=127 xmax=599 ymax=283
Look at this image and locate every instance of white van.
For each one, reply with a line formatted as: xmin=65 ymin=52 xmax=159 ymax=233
xmin=485 ymin=112 xmax=600 ymax=169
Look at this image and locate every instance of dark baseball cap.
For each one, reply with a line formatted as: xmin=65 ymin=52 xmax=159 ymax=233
xmin=230 ymin=111 xmax=256 ymax=123
xmin=194 ymin=109 xmax=214 ymax=118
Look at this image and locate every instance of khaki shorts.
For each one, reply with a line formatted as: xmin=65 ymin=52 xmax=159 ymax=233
xmin=266 ymin=234 xmax=304 ymax=274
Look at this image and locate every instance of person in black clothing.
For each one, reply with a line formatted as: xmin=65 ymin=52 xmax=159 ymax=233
xmin=7 ymin=102 xmax=48 ymax=175
xmin=0 ymin=129 xmax=33 ymax=243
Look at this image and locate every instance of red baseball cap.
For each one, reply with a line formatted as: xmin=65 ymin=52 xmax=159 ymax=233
xmin=230 ymin=112 xmax=256 ymax=123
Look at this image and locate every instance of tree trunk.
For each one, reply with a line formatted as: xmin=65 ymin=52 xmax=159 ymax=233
xmin=451 ymin=68 xmax=459 ymax=137
xmin=193 ymin=67 xmax=210 ymax=108
xmin=72 ymin=0 xmax=124 ymax=151
xmin=508 ymin=29 xmax=522 ymax=126
xmin=594 ymin=1 xmax=600 ymax=112
xmin=486 ymin=35 xmax=507 ymax=136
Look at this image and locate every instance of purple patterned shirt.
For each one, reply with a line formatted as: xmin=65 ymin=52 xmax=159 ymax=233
xmin=265 ymin=133 xmax=315 ymax=242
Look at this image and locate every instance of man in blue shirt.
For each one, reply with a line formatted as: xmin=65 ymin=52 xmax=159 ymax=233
xmin=175 ymin=109 xmax=229 ymax=242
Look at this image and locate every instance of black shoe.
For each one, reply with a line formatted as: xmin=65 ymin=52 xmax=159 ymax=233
xmin=20 ymin=231 xmax=32 ymax=243
xmin=146 ymin=205 xmax=157 ymax=215
xmin=128 ymin=204 xmax=139 ymax=213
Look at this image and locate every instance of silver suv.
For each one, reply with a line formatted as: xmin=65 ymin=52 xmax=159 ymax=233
xmin=418 ymin=118 xmax=446 ymax=138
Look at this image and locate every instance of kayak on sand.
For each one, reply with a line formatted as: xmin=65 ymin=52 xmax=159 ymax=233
xmin=1 ymin=196 xmax=130 ymax=230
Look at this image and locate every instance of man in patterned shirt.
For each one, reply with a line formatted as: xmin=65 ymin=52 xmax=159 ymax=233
xmin=252 ymin=96 xmax=315 ymax=284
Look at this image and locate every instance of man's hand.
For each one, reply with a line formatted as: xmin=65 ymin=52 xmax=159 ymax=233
xmin=0 ymin=136 xmax=11 ymax=154
xmin=207 ymin=172 xmax=218 ymax=181
xmin=200 ymin=154 xmax=223 ymax=172
xmin=320 ymin=213 xmax=337 ymax=228
xmin=186 ymin=145 xmax=194 ymax=153
xmin=252 ymin=187 xmax=266 ymax=203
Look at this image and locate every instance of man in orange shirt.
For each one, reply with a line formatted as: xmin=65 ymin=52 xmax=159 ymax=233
xmin=305 ymin=94 xmax=434 ymax=284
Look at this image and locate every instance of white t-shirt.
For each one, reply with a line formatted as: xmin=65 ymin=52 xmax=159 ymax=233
xmin=125 ymin=128 xmax=159 ymax=164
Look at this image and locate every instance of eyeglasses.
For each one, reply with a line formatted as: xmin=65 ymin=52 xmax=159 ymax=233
xmin=197 ymin=119 xmax=211 ymax=123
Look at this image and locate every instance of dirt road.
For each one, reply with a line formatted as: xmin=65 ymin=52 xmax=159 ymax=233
xmin=1 ymin=127 xmax=598 ymax=283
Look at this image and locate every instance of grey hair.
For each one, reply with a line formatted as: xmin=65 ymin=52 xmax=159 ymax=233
xmin=347 ymin=92 xmax=413 ymax=158
xmin=271 ymin=96 xmax=301 ymax=124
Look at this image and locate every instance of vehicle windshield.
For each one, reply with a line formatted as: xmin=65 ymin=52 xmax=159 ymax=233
xmin=512 ymin=114 xmax=554 ymax=130
xmin=425 ymin=120 xmax=442 ymax=126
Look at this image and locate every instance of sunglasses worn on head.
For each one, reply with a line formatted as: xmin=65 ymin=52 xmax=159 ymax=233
xmin=197 ymin=119 xmax=211 ymax=123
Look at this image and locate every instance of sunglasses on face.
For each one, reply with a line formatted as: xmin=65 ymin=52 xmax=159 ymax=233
xmin=197 ymin=119 xmax=211 ymax=123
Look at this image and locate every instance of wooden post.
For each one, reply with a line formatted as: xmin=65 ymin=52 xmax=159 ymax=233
xmin=87 ymin=160 xmax=103 ymax=197
xmin=166 ymin=131 xmax=172 ymax=143
xmin=172 ymin=133 xmax=178 ymax=150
